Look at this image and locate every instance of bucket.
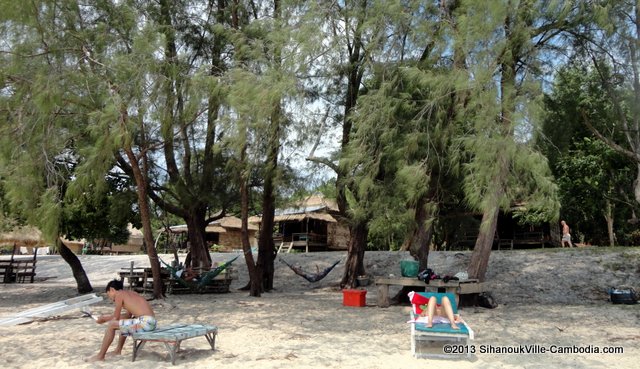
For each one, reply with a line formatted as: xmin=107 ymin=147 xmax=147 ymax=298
xmin=400 ymin=260 xmax=419 ymax=277
xmin=357 ymin=275 xmax=370 ymax=287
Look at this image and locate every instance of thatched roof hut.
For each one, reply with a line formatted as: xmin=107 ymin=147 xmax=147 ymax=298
xmin=252 ymin=194 xmax=349 ymax=252
xmin=168 ymin=216 xmax=258 ymax=251
xmin=0 ymin=226 xmax=46 ymax=247
xmin=111 ymin=224 xmax=144 ymax=254
xmin=59 ymin=224 xmax=145 ymax=255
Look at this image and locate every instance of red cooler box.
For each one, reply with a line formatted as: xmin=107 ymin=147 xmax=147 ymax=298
xmin=342 ymin=289 xmax=367 ymax=307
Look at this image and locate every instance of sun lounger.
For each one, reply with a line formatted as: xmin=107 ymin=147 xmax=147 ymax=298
xmin=0 ymin=293 xmax=103 ymax=326
xmin=131 ymin=323 xmax=218 ymax=365
xmin=408 ymin=291 xmax=474 ymax=359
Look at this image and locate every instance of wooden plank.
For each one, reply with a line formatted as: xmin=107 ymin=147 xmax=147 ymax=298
xmin=375 ymin=277 xmax=478 ymax=288
xmin=133 ymin=324 xmax=217 ymax=341
xmin=374 ymin=277 xmax=425 ymax=287
xmin=375 ymin=277 xmax=485 ymax=307
xmin=458 ymin=282 xmax=487 ymax=294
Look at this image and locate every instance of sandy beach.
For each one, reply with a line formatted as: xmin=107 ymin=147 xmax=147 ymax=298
xmin=1 ymin=248 xmax=639 ymax=368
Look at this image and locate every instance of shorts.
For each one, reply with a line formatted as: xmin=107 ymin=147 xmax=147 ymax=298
xmin=119 ymin=315 xmax=157 ymax=336
xmin=431 ymin=316 xmax=450 ymax=324
xmin=562 ymin=234 xmax=571 ymax=242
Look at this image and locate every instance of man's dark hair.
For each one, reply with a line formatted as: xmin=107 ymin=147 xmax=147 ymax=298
xmin=106 ymin=279 xmax=124 ymax=292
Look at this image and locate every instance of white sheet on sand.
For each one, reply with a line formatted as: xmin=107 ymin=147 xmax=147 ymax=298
xmin=0 ymin=293 xmax=103 ymax=326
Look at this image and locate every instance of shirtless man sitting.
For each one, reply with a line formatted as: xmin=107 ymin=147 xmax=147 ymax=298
xmin=86 ymin=279 xmax=156 ymax=362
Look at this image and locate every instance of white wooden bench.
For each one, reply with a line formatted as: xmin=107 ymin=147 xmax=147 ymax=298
xmin=131 ymin=323 xmax=218 ymax=365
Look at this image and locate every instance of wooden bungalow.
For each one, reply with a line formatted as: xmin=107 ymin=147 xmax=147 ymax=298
xmin=168 ymin=216 xmax=259 ymax=252
xmin=111 ymin=224 xmax=145 ymax=254
xmin=61 ymin=224 xmax=145 ymax=255
xmin=445 ymin=209 xmax=561 ymax=250
xmin=252 ymin=194 xmax=350 ymax=253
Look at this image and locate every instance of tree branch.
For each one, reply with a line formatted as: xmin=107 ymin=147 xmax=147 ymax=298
xmin=581 ymin=110 xmax=640 ymax=162
xmin=115 ymin=153 xmax=187 ymax=218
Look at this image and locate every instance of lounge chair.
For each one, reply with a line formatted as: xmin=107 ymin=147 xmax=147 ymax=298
xmin=407 ymin=291 xmax=474 ymax=359
xmin=0 ymin=293 xmax=103 ymax=326
xmin=131 ymin=323 xmax=218 ymax=365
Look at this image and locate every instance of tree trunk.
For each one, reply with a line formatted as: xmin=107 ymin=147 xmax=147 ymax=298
xmin=635 ymin=164 xmax=640 ymax=205
xmin=257 ymin=101 xmax=281 ymax=293
xmin=467 ymin=199 xmax=501 ymax=282
xmin=239 ymin=135 xmax=261 ymax=296
xmin=184 ymin=213 xmax=212 ymax=270
xmin=57 ymin=238 xmax=93 ymax=293
xmin=605 ymin=199 xmax=616 ymax=246
xmin=467 ymin=10 xmax=519 ymax=282
xmin=334 ymin=0 xmax=369 ymax=289
xmin=256 ymin=0 xmax=282 ymax=292
xmin=405 ymin=196 xmax=435 ymax=271
xmin=257 ymin=200 xmax=276 ymax=293
xmin=340 ymin=221 xmax=367 ymax=288
xmin=124 ymin=148 xmax=164 ymax=299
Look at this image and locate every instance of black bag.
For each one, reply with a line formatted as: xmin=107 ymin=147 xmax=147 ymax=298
xmin=478 ymin=292 xmax=498 ymax=309
xmin=417 ymin=268 xmax=435 ymax=284
xmin=608 ymin=287 xmax=638 ymax=304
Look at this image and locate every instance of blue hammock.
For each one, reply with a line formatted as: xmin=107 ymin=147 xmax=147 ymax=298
xmin=281 ymin=258 xmax=341 ymax=283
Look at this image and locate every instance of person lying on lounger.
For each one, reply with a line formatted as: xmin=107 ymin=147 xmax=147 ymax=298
xmin=85 ymin=279 xmax=156 ymax=362
xmin=420 ymin=294 xmax=461 ymax=330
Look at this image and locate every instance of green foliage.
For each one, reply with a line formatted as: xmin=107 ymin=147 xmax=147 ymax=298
xmin=629 ymin=230 xmax=640 ymax=246
xmin=455 ymin=0 xmax=564 ymax=226
xmin=345 ymin=59 xmax=463 ymax=250
xmin=62 ymin=175 xmax=140 ymax=245
xmin=555 ymin=138 xmax=635 ymax=244
xmin=537 ymin=64 xmax=614 ymax=168
xmin=540 ymin=63 xmax=638 ymax=245
xmin=4 ymin=0 xmax=635 ymax=258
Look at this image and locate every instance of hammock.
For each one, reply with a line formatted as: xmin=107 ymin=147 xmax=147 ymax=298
xmin=160 ymin=254 xmax=240 ymax=291
xmin=281 ymin=259 xmax=341 ymax=283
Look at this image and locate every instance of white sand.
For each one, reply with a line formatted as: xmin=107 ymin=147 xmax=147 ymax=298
xmin=1 ymin=248 xmax=639 ymax=368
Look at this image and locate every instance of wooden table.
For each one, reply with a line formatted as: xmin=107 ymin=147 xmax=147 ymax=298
xmin=118 ymin=267 xmax=148 ymax=290
xmin=374 ymin=277 xmax=486 ymax=307
xmin=118 ymin=267 xmax=170 ymax=293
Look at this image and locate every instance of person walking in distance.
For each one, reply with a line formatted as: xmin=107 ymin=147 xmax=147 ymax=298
xmin=561 ymin=220 xmax=573 ymax=248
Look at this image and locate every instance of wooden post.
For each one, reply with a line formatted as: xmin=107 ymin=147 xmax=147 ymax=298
xmin=129 ymin=261 xmax=134 ymax=290
xmin=30 ymin=248 xmax=38 ymax=283
xmin=377 ymin=283 xmax=390 ymax=308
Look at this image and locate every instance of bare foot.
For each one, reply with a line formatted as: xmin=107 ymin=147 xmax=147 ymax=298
xmin=426 ymin=322 xmax=432 ymax=328
xmin=105 ymin=352 xmax=122 ymax=358
xmin=450 ymin=322 xmax=460 ymax=330
xmin=84 ymin=355 xmax=104 ymax=362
